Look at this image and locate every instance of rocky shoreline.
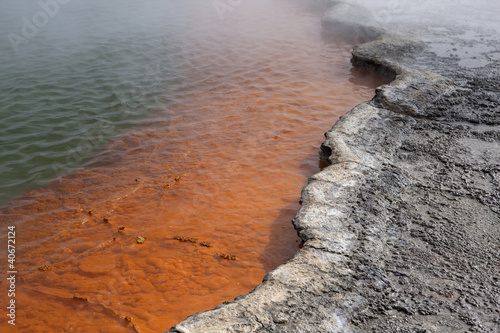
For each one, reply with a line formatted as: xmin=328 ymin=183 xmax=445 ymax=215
xmin=168 ymin=1 xmax=499 ymax=332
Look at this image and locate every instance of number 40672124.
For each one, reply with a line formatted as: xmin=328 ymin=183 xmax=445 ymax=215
xmin=8 ymin=226 xmax=16 ymax=270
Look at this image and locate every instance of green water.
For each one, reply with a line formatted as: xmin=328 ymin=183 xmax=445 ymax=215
xmin=0 ymin=0 xmax=205 ymax=206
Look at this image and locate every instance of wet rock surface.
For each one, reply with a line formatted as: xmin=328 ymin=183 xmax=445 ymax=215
xmin=168 ymin=1 xmax=499 ymax=332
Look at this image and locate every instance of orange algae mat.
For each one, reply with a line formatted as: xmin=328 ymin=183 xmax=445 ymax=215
xmin=0 ymin=6 xmax=389 ymax=333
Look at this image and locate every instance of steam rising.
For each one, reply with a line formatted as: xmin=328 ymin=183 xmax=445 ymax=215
xmin=331 ymin=0 xmax=500 ymax=32
xmin=322 ymin=0 xmax=500 ymax=68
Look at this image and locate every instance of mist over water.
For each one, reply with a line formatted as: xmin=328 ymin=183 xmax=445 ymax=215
xmin=1 ymin=1 xmax=498 ymax=206
xmin=0 ymin=0 xmax=204 ymax=206
xmin=336 ymin=0 xmax=500 ymax=31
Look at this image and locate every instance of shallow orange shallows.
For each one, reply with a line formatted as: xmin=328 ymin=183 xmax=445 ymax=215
xmin=0 ymin=2 xmax=390 ymax=332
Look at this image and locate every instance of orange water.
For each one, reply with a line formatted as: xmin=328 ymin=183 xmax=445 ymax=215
xmin=0 ymin=1 xmax=389 ymax=332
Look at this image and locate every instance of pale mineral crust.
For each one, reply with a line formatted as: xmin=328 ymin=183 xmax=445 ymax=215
xmin=168 ymin=1 xmax=499 ymax=332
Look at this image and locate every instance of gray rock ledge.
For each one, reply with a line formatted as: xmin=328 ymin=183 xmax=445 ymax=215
xmin=168 ymin=2 xmax=499 ymax=332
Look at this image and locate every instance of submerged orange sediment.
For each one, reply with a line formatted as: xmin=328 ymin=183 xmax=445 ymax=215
xmin=0 ymin=71 xmax=387 ymax=333
xmin=0 ymin=3 xmax=390 ymax=333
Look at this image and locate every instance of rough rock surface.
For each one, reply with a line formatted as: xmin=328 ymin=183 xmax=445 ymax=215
xmin=168 ymin=1 xmax=499 ymax=332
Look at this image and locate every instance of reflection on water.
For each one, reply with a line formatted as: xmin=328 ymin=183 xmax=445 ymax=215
xmin=0 ymin=0 xmax=389 ymax=332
